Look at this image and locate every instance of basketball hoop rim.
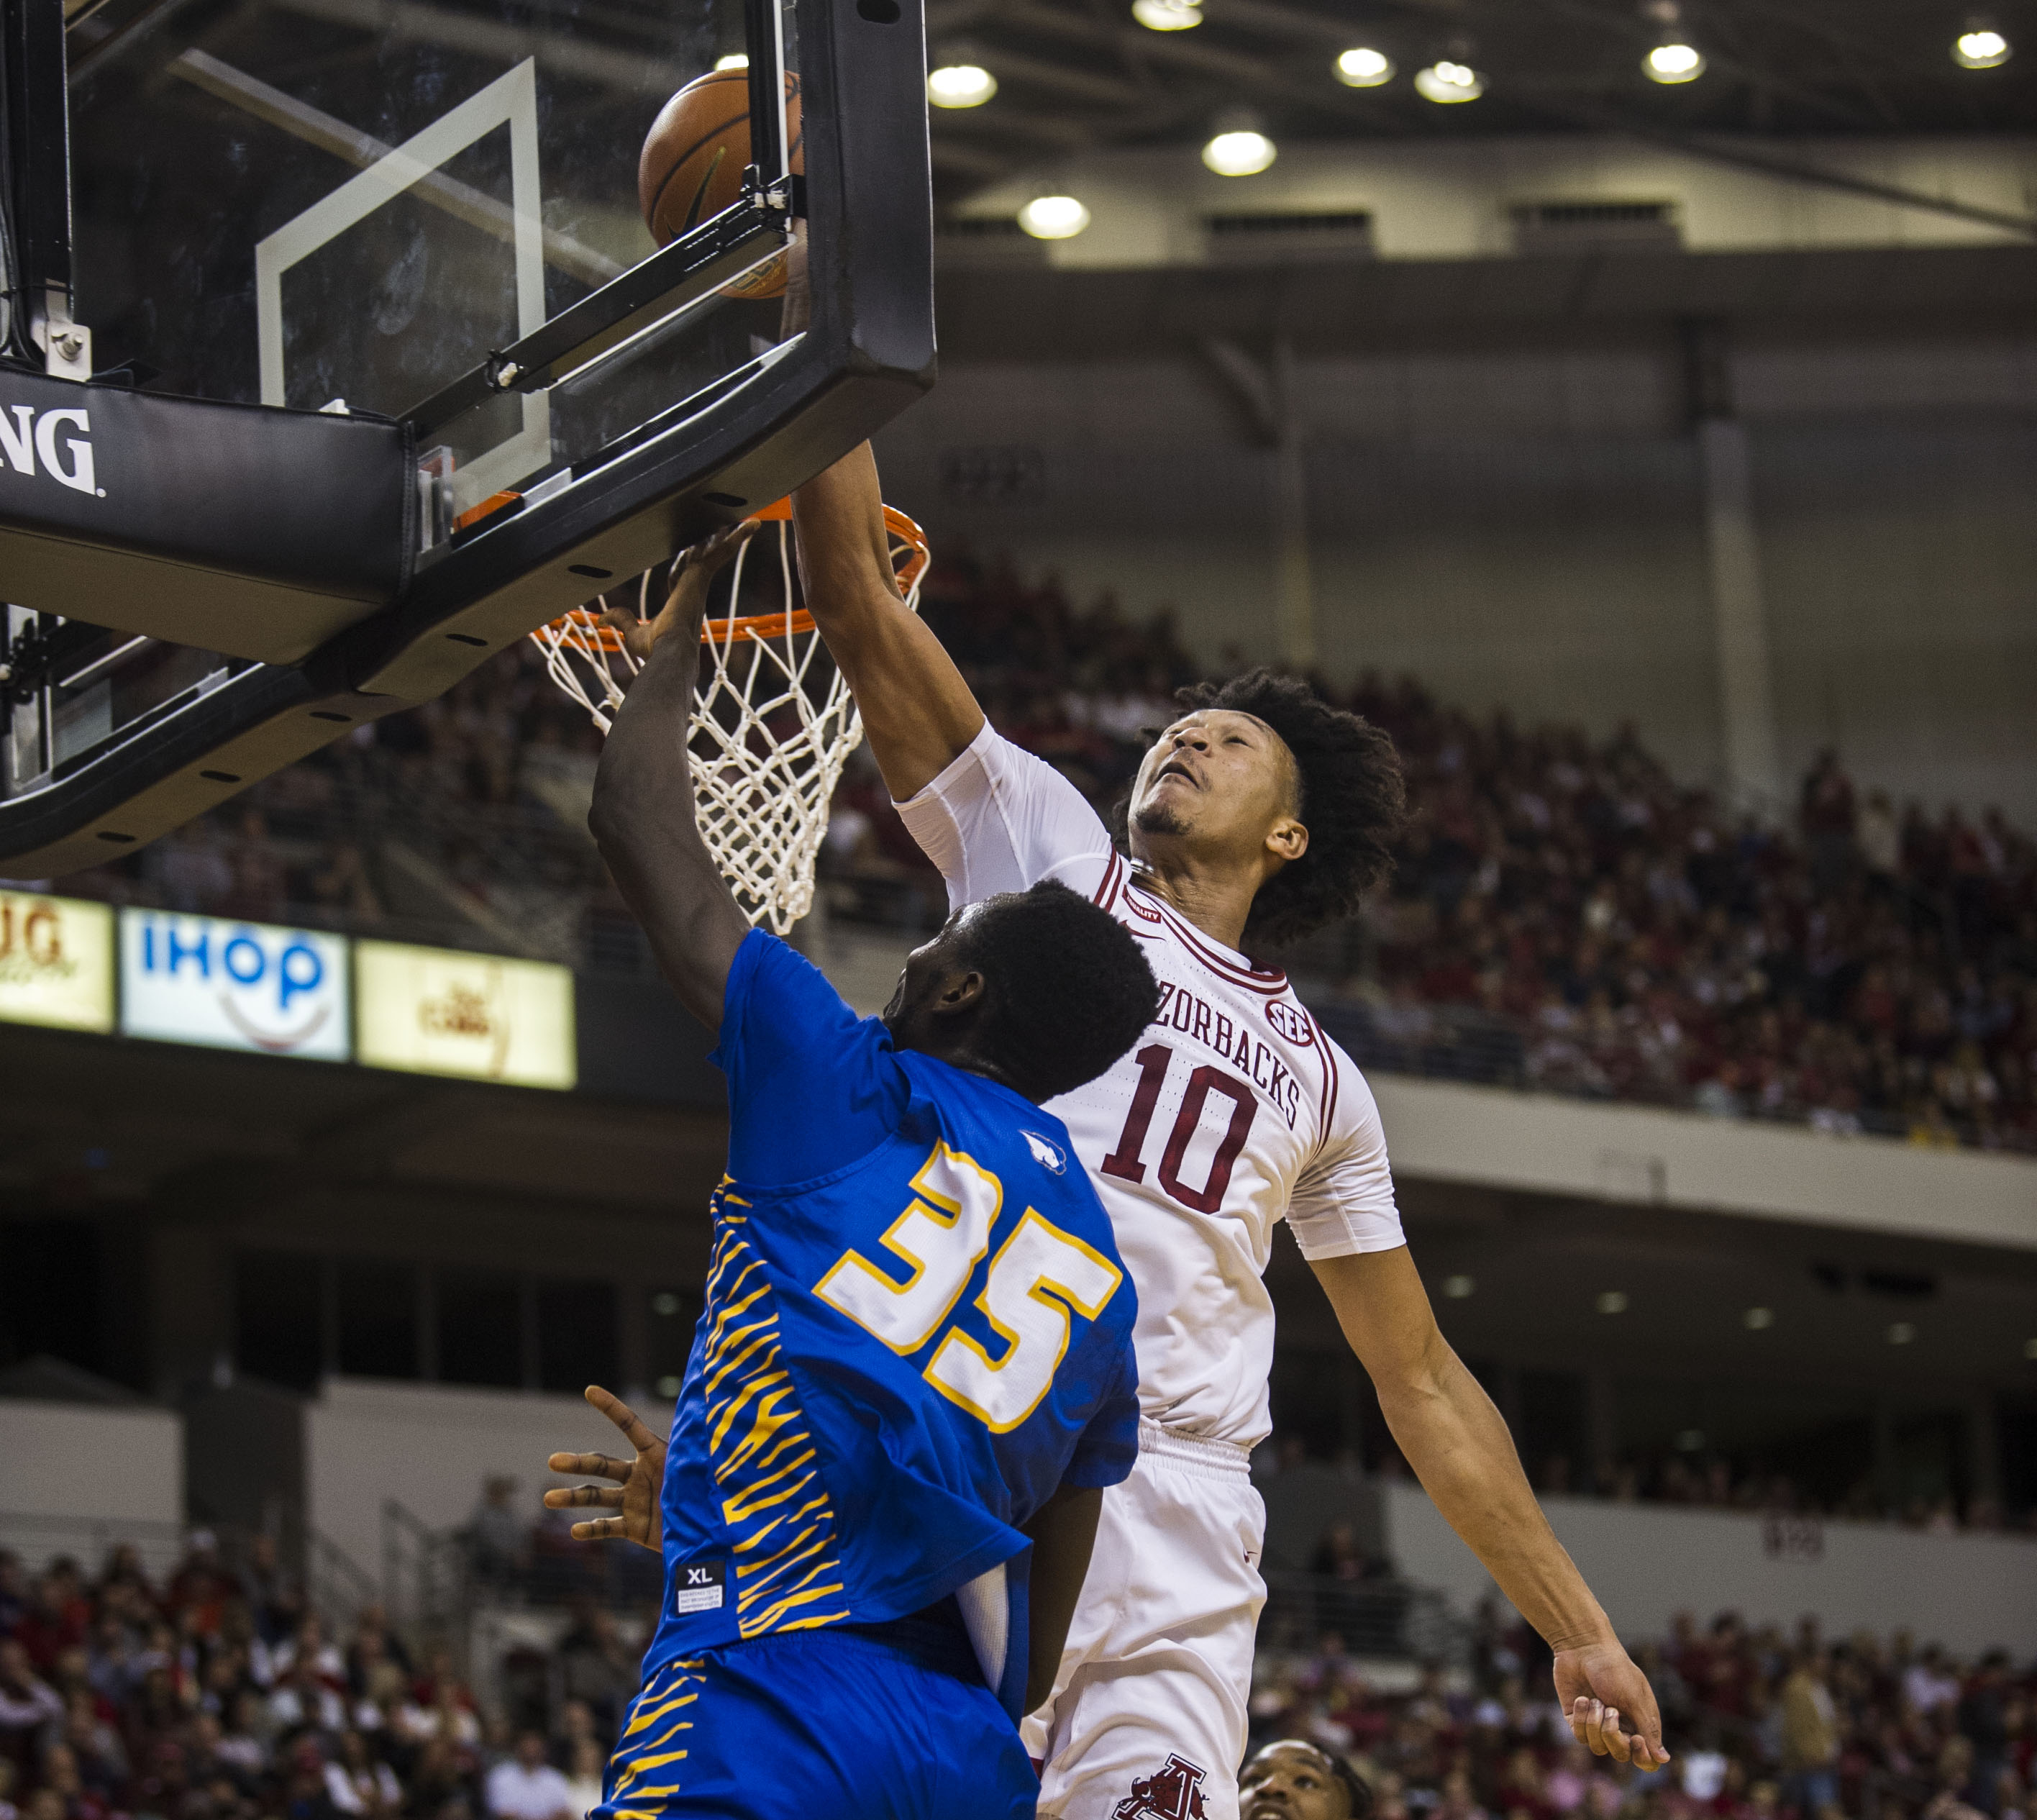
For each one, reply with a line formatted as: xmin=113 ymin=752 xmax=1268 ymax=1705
xmin=538 ymin=499 xmax=930 ymax=650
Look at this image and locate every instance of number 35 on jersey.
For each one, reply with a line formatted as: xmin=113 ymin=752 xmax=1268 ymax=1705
xmin=814 ymin=1142 xmax=1123 ymax=1432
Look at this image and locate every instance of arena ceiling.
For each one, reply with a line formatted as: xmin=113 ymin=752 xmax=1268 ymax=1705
xmin=923 ymin=0 xmax=2037 ymax=195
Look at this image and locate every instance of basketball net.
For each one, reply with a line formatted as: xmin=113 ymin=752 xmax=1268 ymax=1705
xmin=529 ymin=501 xmax=931 ymax=936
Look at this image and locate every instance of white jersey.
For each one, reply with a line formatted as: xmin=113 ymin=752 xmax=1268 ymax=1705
xmin=898 ymin=724 xmax=1405 ymax=1450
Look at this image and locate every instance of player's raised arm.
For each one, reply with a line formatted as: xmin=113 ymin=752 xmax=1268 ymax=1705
xmin=1310 ymin=1246 xmax=1669 ymax=1767
xmin=587 ymin=527 xmax=758 ymax=1031
xmin=777 ymin=229 xmax=982 ymax=799
xmin=788 ymin=443 xmax=985 ymax=801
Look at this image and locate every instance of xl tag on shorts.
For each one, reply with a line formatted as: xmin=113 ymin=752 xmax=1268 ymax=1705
xmin=671 ymin=1557 xmax=726 ymax=1615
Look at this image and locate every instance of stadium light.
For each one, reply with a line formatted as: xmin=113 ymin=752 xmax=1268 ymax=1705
xmin=1443 ymin=1274 xmax=1475 ymax=1299
xmin=1335 ymin=46 xmax=1395 ymax=87
xmin=1954 ymin=22 xmax=2011 ymax=66
xmin=1017 ymin=194 xmax=1091 ymax=240
xmin=927 ymin=63 xmax=997 ymax=107
xmin=714 ymin=53 xmax=748 ymax=70
xmin=1887 ymin=1321 xmax=1917 ymax=1344
xmin=1132 ymin=0 xmax=1202 ymax=30
xmin=1203 ymin=128 xmax=1276 ymax=176
xmin=1414 ymin=59 xmax=1485 ymax=102
xmin=1744 ymin=1306 xmax=1774 ymax=1330
xmin=1646 ymin=40 xmax=1705 ymax=82
xmin=1595 ymin=1289 xmax=1628 ymax=1314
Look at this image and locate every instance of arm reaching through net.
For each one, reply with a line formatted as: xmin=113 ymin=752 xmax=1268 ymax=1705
xmin=790 ymin=443 xmax=985 ymax=802
xmin=793 ymin=445 xmax=1113 ymax=903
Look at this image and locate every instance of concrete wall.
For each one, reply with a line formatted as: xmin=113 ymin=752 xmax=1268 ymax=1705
xmin=1381 ymin=1480 xmax=2037 ymax=1657
xmin=0 ymin=1398 xmax=184 ymax=1573
xmin=1367 ymin=1075 xmax=2037 ymax=1252
xmin=874 ymin=337 xmax=2037 ymax=819
xmin=304 ymin=1378 xmax=673 ymax=1584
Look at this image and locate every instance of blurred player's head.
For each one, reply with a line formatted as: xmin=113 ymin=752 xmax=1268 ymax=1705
xmin=883 ymin=879 xmax=1160 ymax=1101
xmin=1120 ymin=669 xmax=1406 ymax=950
xmin=1241 ymin=1741 xmax=1372 ymax=1820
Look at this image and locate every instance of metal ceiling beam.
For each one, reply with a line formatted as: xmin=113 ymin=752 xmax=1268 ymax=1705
xmin=970 ymin=42 xmax=1147 ymax=107
xmin=978 ymin=0 xmax=1405 ymax=129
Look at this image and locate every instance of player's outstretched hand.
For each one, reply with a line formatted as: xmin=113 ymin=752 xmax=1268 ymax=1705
xmin=1554 ymin=1639 xmax=1672 ymax=1767
xmin=600 ymin=520 xmax=760 ymax=664
xmin=542 ymin=1385 xmax=667 ymax=1554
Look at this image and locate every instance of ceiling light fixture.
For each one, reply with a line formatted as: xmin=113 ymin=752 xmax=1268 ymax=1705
xmin=1336 ymin=46 xmax=1395 ymax=87
xmin=1646 ymin=40 xmax=1705 ymax=81
xmin=1415 ymin=59 xmax=1485 ymax=103
xmin=1017 ymin=194 xmax=1091 ymax=240
xmin=927 ymin=63 xmax=997 ymax=107
xmin=1132 ymin=0 xmax=1203 ymax=30
xmin=714 ymin=52 xmax=749 ymax=70
xmin=1954 ymin=20 xmax=2011 ymax=66
xmin=1203 ymin=127 xmax=1276 ymax=176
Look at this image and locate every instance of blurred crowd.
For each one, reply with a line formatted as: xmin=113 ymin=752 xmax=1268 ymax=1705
xmin=1253 ymin=1606 xmax=2032 ymax=1820
xmin=4 ymin=1536 xmax=2030 ymax=1820
xmin=52 ymin=548 xmax=2037 ymax=1152
xmin=0 ymin=1537 xmax=636 ymax=1820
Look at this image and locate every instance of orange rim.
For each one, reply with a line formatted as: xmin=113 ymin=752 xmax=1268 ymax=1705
xmin=537 ymin=499 xmax=930 ymax=650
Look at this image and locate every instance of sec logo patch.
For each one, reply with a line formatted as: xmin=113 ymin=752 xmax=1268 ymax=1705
xmin=1264 ymin=1001 xmax=1313 ymax=1045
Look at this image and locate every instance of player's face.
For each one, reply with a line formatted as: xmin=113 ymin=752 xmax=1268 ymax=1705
xmin=1241 ymin=1744 xmax=1353 ymax=1820
xmin=1129 ymin=710 xmax=1304 ymax=865
xmin=879 ymin=907 xmax=983 ymax=1045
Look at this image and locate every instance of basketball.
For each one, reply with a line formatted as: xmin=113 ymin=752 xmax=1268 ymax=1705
xmin=638 ymin=68 xmax=804 ymax=299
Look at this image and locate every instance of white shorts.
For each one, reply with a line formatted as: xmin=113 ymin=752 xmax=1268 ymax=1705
xmin=1023 ymin=1421 xmax=1266 ymax=1820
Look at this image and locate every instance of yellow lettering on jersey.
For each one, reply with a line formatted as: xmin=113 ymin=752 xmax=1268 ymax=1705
xmin=926 ymin=1211 xmax=1123 ymax=1433
xmin=813 ymin=1142 xmax=1002 ymax=1355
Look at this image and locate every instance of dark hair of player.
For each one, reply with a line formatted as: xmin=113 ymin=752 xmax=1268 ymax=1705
xmin=954 ymin=880 xmax=1162 ymax=1103
xmin=1241 ymin=1741 xmax=1374 ymax=1819
xmin=1118 ymin=668 xmax=1408 ymax=952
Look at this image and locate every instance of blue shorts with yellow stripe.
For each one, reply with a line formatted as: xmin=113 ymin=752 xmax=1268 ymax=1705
xmin=595 ymin=1621 xmax=1036 ymax=1820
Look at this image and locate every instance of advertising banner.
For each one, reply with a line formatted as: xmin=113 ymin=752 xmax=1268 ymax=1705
xmin=0 ymin=891 xmax=115 ymax=1032
xmin=119 ymin=910 xmax=350 ymax=1060
xmin=355 ymin=940 xmax=575 ymax=1089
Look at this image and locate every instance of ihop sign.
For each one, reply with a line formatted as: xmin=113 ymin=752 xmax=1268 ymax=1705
xmin=119 ymin=911 xmax=350 ymax=1060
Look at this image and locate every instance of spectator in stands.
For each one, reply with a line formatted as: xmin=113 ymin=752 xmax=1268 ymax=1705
xmin=0 ymin=1641 xmax=60 ymax=1785
xmin=483 ymin=1732 xmax=575 ymax=1820
xmin=559 ymin=1740 xmax=603 ymax=1820
xmin=1780 ymin=1649 xmax=1842 ymax=1819
xmin=1241 ymin=1739 xmax=1373 ymax=1819
xmin=468 ymin=1481 xmax=526 ymax=1591
xmin=63 ymin=546 xmax=2037 ymax=1156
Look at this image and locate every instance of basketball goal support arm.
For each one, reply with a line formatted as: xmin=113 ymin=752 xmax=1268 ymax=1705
xmin=588 ymin=591 xmax=752 ymax=1033
xmin=790 ymin=443 xmax=985 ymax=801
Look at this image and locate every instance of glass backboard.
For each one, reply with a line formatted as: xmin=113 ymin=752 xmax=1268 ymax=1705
xmin=1 ymin=0 xmax=934 ymax=879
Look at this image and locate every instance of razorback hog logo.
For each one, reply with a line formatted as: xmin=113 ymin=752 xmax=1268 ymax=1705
xmin=1112 ymin=1754 xmax=1209 ymax=1820
xmin=0 ymin=403 xmax=101 ymax=496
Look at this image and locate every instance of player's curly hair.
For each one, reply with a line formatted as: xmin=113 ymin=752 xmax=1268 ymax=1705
xmin=1113 ymin=668 xmax=1407 ymax=954
xmin=957 ymin=880 xmax=1161 ymax=1103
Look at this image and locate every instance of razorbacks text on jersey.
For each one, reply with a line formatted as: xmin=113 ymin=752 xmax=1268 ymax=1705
xmin=898 ymin=724 xmax=1405 ymax=1451
xmin=636 ymin=929 xmax=1141 ymax=1713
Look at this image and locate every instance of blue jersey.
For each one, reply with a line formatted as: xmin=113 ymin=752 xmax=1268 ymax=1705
xmin=642 ymin=930 xmax=1140 ymax=1716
